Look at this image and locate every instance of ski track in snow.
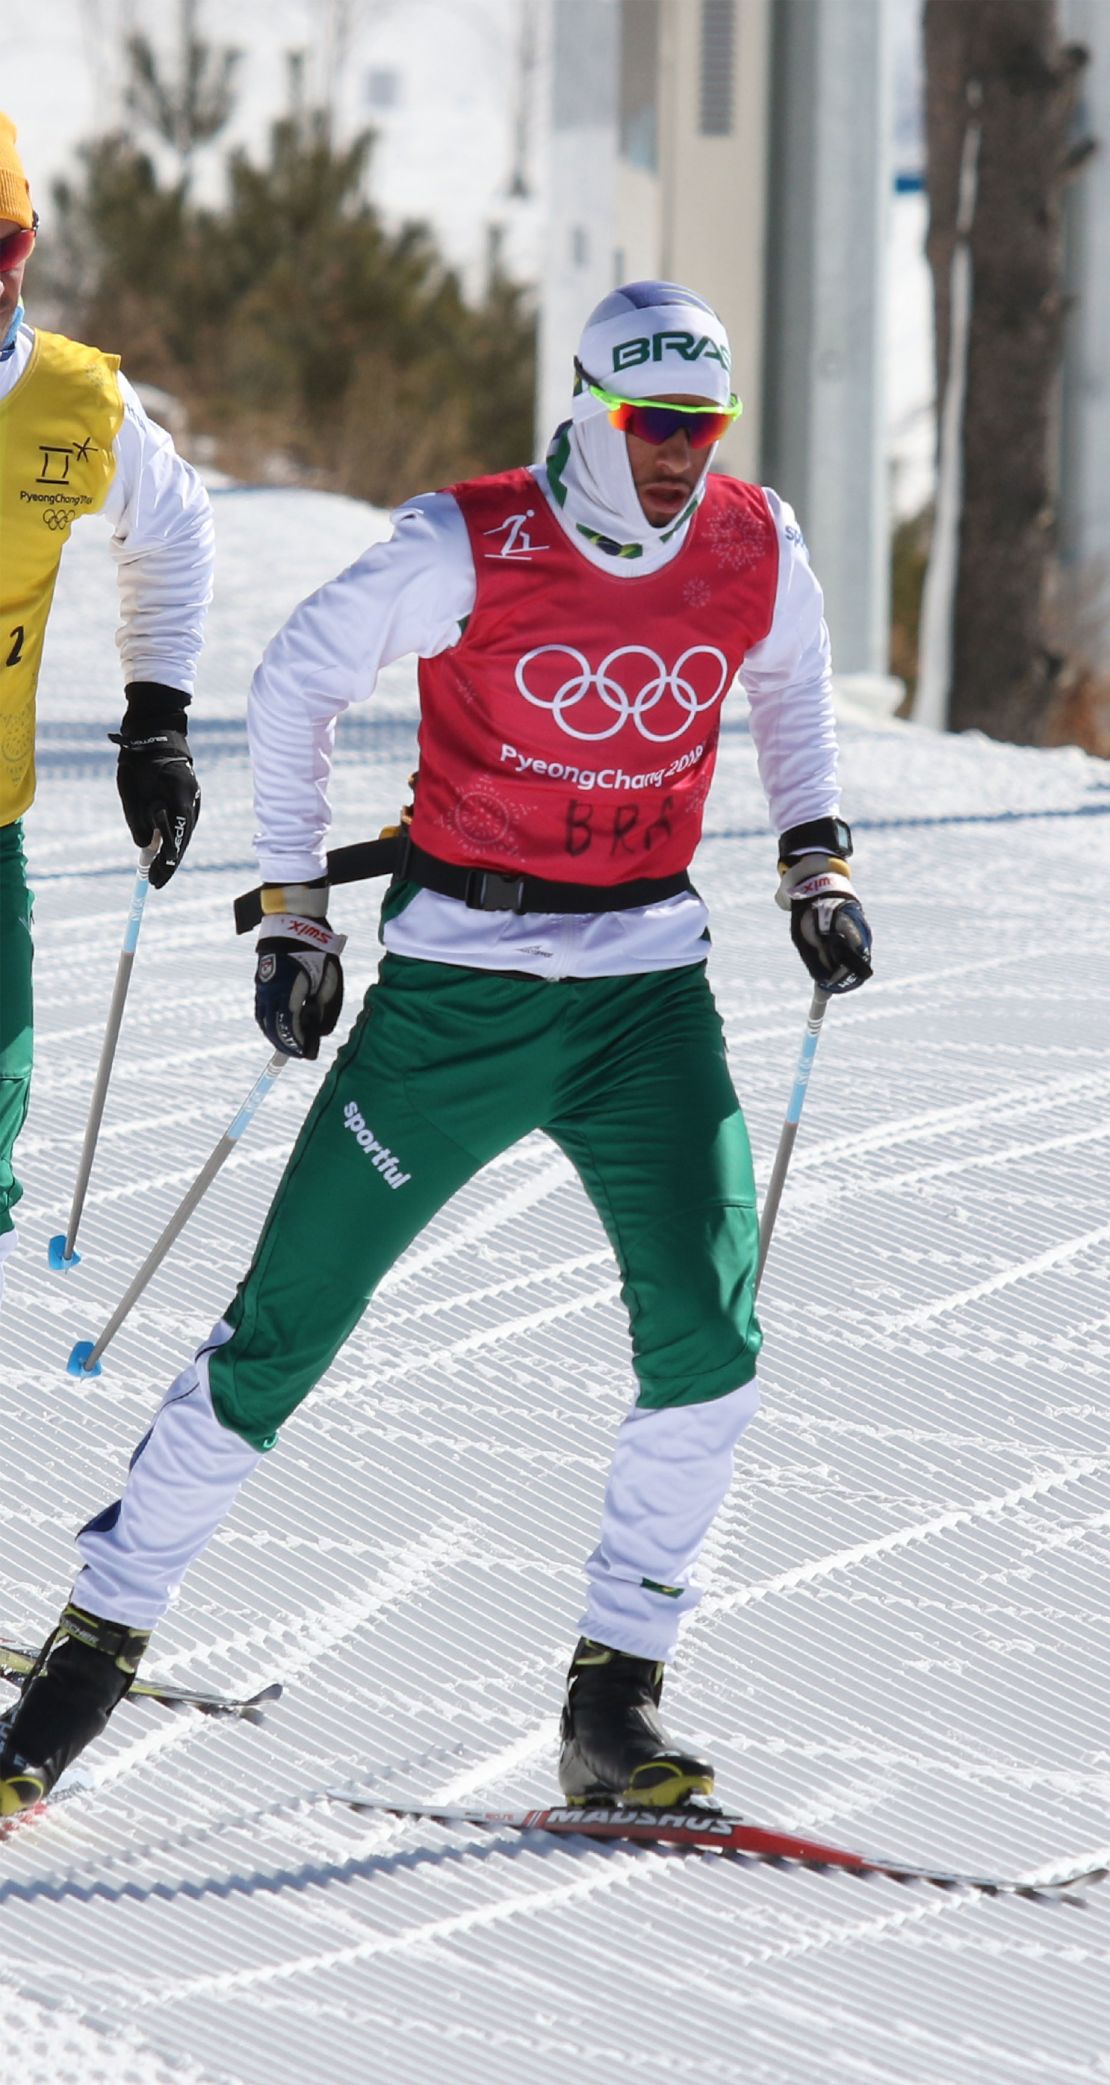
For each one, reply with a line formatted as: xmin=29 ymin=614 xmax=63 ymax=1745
xmin=2 ymin=490 xmax=1110 ymax=2083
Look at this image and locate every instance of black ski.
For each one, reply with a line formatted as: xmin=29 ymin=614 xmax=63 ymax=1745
xmin=0 ymin=1641 xmax=281 ymax=1723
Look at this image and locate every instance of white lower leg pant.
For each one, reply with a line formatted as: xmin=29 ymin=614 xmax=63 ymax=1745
xmin=580 ymin=1377 xmax=761 ymax=1662
xmin=72 ymin=1326 xmax=758 ymax=1654
xmin=0 ymin=1227 xmax=16 ymax=1311
xmin=73 ymin=1322 xmax=260 ymax=1631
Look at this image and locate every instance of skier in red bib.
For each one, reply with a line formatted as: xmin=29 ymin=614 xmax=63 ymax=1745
xmin=0 ymin=282 xmax=871 ymax=1817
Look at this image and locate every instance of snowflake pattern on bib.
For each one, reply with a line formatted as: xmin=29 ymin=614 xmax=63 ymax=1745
xmin=444 ymin=783 xmax=522 ymax=857
xmin=705 ymin=503 xmax=773 ymax=574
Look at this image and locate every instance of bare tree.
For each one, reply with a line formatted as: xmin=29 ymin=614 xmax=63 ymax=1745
xmin=922 ymin=0 xmax=1091 ymax=741
xmin=126 ymin=0 xmax=241 ymax=186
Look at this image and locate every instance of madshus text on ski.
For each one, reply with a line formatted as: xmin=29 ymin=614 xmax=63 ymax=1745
xmin=1 ymin=92 xmax=886 ymax=1843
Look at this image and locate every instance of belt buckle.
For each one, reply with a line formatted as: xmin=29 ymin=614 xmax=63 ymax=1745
xmin=466 ymin=869 xmax=527 ymax=913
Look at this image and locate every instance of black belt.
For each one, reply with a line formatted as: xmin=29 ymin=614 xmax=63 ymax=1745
xmin=234 ymin=834 xmax=692 ymax=932
xmin=398 ymin=838 xmax=693 ymax=916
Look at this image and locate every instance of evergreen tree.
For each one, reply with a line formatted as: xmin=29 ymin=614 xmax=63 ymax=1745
xmin=42 ymin=47 xmax=535 ymax=504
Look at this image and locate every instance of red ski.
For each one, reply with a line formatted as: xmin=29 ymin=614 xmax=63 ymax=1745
xmin=329 ymin=1793 xmax=1108 ymax=1902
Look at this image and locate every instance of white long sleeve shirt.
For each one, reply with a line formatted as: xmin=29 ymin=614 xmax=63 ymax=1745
xmin=248 ymin=472 xmax=841 ymax=979
xmin=0 ymin=323 xmax=214 ymax=695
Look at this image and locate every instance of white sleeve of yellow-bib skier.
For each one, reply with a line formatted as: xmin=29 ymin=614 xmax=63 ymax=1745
xmin=101 ymin=373 xmax=215 ymax=694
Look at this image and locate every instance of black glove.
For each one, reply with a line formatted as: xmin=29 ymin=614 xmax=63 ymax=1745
xmin=111 ymin=682 xmax=200 ymax=890
xmin=776 ymin=819 xmax=873 ymax=994
xmin=254 ymin=880 xmax=346 ymax=1061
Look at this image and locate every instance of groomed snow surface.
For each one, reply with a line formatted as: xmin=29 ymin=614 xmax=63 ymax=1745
xmin=3 ymin=488 xmax=1110 ymax=2085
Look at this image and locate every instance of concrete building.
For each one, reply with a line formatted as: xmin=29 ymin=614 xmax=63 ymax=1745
xmin=535 ymin=1 xmax=621 ymax=457
xmin=537 ymin=0 xmax=770 ymax=484
xmin=762 ymin=0 xmax=894 ymax=683
xmin=537 ymin=0 xmax=896 ymax=678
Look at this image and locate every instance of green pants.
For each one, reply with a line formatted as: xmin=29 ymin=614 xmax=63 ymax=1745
xmin=210 ymin=956 xmax=762 ymax=1452
xmin=0 ymin=820 xmax=34 ymax=1237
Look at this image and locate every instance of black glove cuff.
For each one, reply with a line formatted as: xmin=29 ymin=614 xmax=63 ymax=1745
xmin=778 ymin=816 xmax=853 ymax=863
xmin=120 ymin=681 xmax=192 ymax=736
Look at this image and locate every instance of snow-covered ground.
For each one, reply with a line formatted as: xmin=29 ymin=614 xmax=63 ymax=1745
xmin=3 ymin=487 xmax=1110 ymax=2085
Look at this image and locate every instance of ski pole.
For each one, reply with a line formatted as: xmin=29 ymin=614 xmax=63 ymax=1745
xmin=66 ymin=1050 xmax=290 ymax=1378
xmin=756 ymin=987 xmax=829 ymax=1293
xmin=48 ymin=840 xmax=161 ymax=1273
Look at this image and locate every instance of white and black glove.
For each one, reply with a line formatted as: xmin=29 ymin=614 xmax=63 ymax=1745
xmin=110 ymin=682 xmax=201 ymax=889
xmin=254 ymin=878 xmax=346 ymax=1060
xmin=776 ymin=818 xmax=873 ymax=994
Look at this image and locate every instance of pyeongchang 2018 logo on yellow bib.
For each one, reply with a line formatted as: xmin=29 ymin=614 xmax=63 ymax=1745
xmin=513 ymin=643 xmax=730 ymax=745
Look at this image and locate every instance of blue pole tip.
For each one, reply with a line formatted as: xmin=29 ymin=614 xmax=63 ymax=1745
xmin=47 ymin=1235 xmax=81 ymax=1273
xmin=66 ymin=1340 xmax=102 ymax=1379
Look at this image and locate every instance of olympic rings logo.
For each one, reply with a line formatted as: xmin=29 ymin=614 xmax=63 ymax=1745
xmin=514 ymin=643 xmax=730 ymax=744
xmin=42 ymin=509 xmax=69 ymax=532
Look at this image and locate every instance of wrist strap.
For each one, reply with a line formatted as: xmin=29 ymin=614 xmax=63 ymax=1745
xmin=779 ymin=816 xmax=852 ymax=863
xmin=258 ymin=914 xmax=347 ymax=955
xmin=776 ymin=856 xmax=857 ymax=912
xmin=120 ymin=681 xmax=191 ymax=734
xmin=261 ymin=878 xmax=329 ymax=919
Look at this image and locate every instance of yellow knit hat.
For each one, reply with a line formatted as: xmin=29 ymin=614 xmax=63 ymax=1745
xmin=0 ymin=114 xmax=34 ymax=231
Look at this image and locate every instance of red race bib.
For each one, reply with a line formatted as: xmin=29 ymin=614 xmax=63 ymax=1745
xmin=410 ymin=468 xmax=779 ymax=885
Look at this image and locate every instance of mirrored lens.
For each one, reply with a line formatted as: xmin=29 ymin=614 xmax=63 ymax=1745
xmin=612 ymin=401 xmax=732 ymax=450
xmin=0 ymin=226 xmax=36 ymax=271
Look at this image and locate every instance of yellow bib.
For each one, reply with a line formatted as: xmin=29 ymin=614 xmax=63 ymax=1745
xmin=0 ymin=331 xmax=124 ymax=823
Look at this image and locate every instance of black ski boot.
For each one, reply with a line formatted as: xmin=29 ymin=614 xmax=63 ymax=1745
xmin=0 ymin=1604 xmax=150 ymax=1817
xmin=558 ymin=1637 xmax=715 ymax=1808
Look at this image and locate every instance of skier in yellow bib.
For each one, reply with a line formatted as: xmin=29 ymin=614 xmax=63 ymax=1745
xmin=0 ymin=113 xmax=214 ymax=1308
